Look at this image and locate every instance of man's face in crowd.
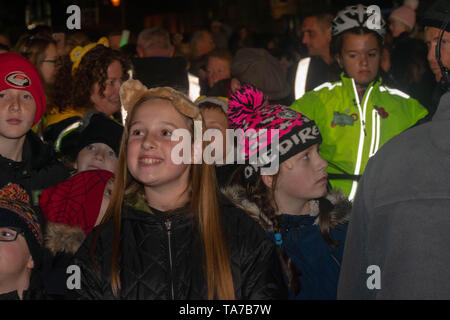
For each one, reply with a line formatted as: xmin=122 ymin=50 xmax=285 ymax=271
xmin=425 ymin=26 xmax=450 ymax=82
xmin=301 ymin=16 xmax=331 ymax=57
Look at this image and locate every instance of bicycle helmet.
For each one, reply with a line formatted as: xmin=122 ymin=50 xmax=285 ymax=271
xmin=332 ymin=4 xmax=386 ymax=38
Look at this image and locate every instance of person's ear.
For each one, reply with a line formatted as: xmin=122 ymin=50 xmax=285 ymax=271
xmin=230 ymin=78 xmax=241 ymax=93
xmin=335 ymin=54 xmax=343 ymax=69
xmin=261 ymin=174 xmax=273 ymax=189
xmin=73 ymin=160 xmax=78 ymax=170
xmin=27 ymin=255 xmax=34 ymax=270
xmin=326 ymin=26 xmax=332 ymax=43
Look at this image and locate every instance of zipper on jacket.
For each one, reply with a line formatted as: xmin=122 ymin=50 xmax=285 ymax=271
xmin=349 ymin=79 xmax=374 ymax=201
xmin=165 ymin=219 xmax=175 ymax=300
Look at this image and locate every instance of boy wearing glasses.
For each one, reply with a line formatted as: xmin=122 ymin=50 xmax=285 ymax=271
xmin=0 ymin=183 xmax=43 ymax=300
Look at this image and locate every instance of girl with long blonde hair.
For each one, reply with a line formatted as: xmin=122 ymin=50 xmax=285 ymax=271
xmin=69 ymin=79 xmax=285 ymax=299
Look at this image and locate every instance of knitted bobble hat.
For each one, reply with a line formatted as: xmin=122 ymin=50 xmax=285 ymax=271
xmin=0 ymin=183 xmax=43 ymax=266
xmin=228 ymin=85 xmax=322 ymax=182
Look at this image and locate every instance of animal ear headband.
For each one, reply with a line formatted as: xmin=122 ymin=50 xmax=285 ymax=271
xmin=119 ymin=79 xmax=202 ymax=122
xmin=70 ymin=37 xmax=110 ymax=74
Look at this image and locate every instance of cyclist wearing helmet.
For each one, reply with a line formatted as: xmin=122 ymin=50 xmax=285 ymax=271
xmin=290 ymin=4 xmax=428 ymax=200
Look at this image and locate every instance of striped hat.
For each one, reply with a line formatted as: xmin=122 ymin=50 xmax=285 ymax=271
xmin=0 ymin=183 xmax=43 ymax=266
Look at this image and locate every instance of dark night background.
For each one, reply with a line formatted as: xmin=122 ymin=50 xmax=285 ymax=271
xmin=0 ymin=0 xmax=436 ymax=44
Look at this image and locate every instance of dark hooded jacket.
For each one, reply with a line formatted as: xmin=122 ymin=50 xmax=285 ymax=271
xmin=0 ymin=130 xmax=70 ymax=208
xmin=66 ymin=193 xmax=287 ymax=300
xmin=222 ymin=185 xmax=351 ymax=300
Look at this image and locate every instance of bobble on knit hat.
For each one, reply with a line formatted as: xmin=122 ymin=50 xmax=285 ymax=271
xmin=0 ymin=52 xmax=46 ymax=125
xmin=228 ymin=85 xmax=322 ymax=182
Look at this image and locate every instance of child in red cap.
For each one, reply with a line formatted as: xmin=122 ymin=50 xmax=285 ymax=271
xmin=0 ymin=52 xmax=70 ymax=207
xmin=38 ymin=113 xmax=123 ymax=296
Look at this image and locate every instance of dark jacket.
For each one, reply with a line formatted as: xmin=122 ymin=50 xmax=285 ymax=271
xmin=68 ymin=193 xmax=287 ymax=300
xmin=338 ymin=92 xmax=450 ymax=299
xmin=0 ymin=131 xmax=70 ymax=207
xmin=222 ymin=185 xmax=351 ymax=300
xmin=0 ymin=270 xmax=48 ymax=300
xmin=131 ymin=56 xmax=189 ymax=94
xmin=41 ymin=222 xmax=86 ymax=296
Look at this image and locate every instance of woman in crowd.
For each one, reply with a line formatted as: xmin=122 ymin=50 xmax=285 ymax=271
xmin=43 ymin=39 xmax=131 ymax=153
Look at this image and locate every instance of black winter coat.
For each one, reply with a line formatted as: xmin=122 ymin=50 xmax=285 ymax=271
xmin=0 ymin=130 xmax=70 ymax=207
xmin=69 ymin=195 xmax=287 ymax=300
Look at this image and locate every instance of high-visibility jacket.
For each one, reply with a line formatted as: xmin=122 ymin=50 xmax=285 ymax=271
xmin=290 ymin=73 xmax=428 ymax=200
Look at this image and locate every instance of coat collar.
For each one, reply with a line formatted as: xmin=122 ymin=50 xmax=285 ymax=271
xmin=221 ymin=184 xmax=351 ymax=232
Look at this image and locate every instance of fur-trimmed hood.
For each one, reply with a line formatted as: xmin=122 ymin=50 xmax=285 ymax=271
xmin=221 ymin=184 xmax=352 ymax=232
xmin=45 ymin=221 xmax=86 ymax=255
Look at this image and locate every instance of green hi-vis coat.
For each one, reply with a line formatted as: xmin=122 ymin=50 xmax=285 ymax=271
xmin=290 ymin=73 xmax=428 ymax=200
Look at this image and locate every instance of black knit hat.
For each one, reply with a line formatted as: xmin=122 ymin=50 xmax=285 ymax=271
xmin=422 ymin=0 xmax=450 ymax=32
xmin=0 ymin=183 xmax=43 ymax=266
xmin=76 ymin=113 xmax=124 ymax=156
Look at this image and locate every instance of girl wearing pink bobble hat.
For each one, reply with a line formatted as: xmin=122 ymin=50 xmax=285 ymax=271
xmin=224 ymin=85 xmax=352 ymax=299
xmin=0 ymin=52 xmax=69 ymax=206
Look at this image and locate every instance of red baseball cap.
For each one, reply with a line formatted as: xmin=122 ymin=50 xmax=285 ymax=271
xmin=0 ymin=52 xmax=46 ymax=125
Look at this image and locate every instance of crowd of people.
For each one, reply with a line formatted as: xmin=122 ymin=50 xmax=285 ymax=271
xmin=0 ymin=0 xmax=449 ymax=300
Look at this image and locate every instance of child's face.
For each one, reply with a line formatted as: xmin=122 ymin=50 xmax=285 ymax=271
xmin=207 ymin=57 xmax=231 ymax=88
xmin=75 ymin=143 xmax=118 ymax=174
xmin=0 ymin=227 xmax=34 ymax=290
xmin=201 ymin=107 xmax=230 ymax=165
xmin=276 ymin=144 xmax=328 ymax=203
xmin=337 ymin=32 xmax=381 ymax=88
xmin=389 ymin=18 xmax=409 ymax=38
xmin=127 ymin=99 xmax=191 ymax=191
xmin=0 ymin=89 xmax=36 ymax=140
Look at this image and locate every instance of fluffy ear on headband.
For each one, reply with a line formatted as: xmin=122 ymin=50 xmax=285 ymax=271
xmin=119 ymin=79 xmax=149 ymax=112
xmin=120 ymin=79 xmax=202 ymax=121
xmin=70 ymin=37 xmax=110 ymax=74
